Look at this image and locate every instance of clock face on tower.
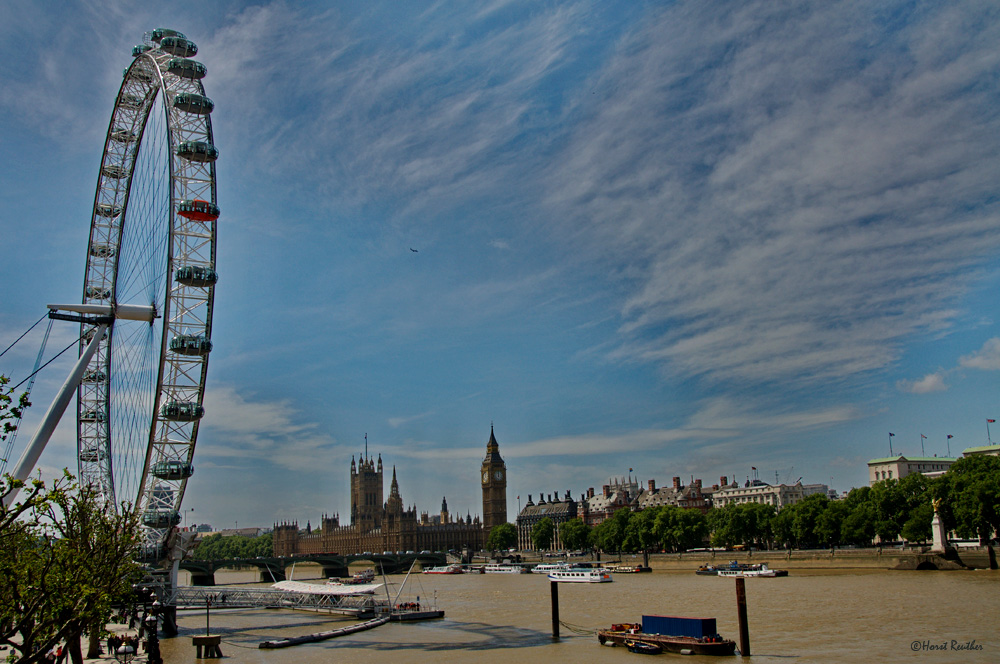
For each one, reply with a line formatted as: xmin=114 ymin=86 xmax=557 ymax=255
xmin=482 ymin=471 xmax=489 ymax=484
xmin=494 ymin=470 xmax=504 ymax=481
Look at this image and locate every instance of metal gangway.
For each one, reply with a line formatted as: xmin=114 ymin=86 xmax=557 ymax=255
xmin=168 ymin=586 xmax=385 ymax=617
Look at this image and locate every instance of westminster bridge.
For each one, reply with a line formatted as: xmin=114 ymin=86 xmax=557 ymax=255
xmin=179 ymin=551 xmax=448 ymax=585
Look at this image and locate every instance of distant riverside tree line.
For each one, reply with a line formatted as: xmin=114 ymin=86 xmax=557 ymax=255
xmin=192 ymin=532 xmax=272 ymax=560
xmin=488 ymin=455 xmax=1000 ymax=555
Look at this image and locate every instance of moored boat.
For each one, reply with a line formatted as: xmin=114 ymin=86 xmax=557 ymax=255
xmin=422 ymin=563 xmax=464 ymax=575
xmin=625 ymin=638 xmax=662 ymax=655
xmin=716 ymin=562 xmax=787 ymax=578
xmin=597 ymin=616 xmax=736 ymax=656
xmin=484 ymin=563 xmax=528 ymax=574
xmin=548 ymin=568 xmax=612 ymax=583
xmin=531 ymin=562 xmax=571 ymax=574
xmin=606 ymin=564 xmax=651 ymax=573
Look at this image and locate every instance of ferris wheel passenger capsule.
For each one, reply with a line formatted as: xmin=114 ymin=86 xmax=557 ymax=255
xmin=82 ymin=369 xmax=107 ymax=383
xmin=79 ymin=447 xmax=103 ymax=463
xmin=96 ymin=203 xmax=122 ymax=218
xmin=178 ymin=199 xmax=220 ymax=221
xmin=176 ymin=141 xmax=218 ymax=162
xmin=132 ymin=44 xmax=152 ymax=58
xmin=167 ymin=58 xmax=207 ymax=80
xmin=160 ymin=401 xmax=205 ymax=422
xmin=172 ymin=93 xmax=214 ymax=115
xmin=169 ymin=334 xmax=213 ymax=356
xmin=101 ymin=164 xmax=128 ymax=179
xmin=85 ymin=286 xmax=111 ymax=300
xmin=152 ymin=461 xmax=194 ymax=480
xmin=120 ymin=94 xmax=145 ymax=109
xmin=150 ymin=28 xmax=186 ymax=42
xmin=160 ymin=36 xmax=198 ymax=58
xmin=90 ymin=244 xmax=116 ymax=258
xmin=175 ymin=265 xmax=219 ymax=287
xmin=142 ymin=510 xmax=181 ymax=528
xmin=110 ymin=128 xmax=137 ymax=143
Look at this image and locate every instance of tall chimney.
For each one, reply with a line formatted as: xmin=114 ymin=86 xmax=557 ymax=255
xmin=648 ymin=479 xmax=656 ymax=492
xmin=673 ymin=476 xmax=681 ymax=490
xmin=720 ymin=476 xmax=728 ymax=487
xmin=603 ymin=485 xmax=611 ymax=498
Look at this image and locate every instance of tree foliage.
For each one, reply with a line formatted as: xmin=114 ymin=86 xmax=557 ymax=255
xmin=1 ymin=472 xmax=141 ymax=664
xmin=530 ymin=517 xmax=554 ymax=551
xmin=486 ymin=522 xmax=517 ymax=551
xmin=934 ymin=454 xmax=1000 ymax=543
xmin=192 ymin=532 xmax=273 ymax=560
xmin=558 ymin=518 xmax=592 ymax=551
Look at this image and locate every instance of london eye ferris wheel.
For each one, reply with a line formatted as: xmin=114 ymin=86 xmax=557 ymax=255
xmin=72 ymin=28 xmax=220 ymax=557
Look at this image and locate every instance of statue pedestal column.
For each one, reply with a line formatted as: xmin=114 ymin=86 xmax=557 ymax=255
xmin=930 ymin=510 xmax=947 ymax=553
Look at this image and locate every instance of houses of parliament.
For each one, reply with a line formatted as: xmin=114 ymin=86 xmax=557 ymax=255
xmin=273 ymin=426 xmax=508 ymax=556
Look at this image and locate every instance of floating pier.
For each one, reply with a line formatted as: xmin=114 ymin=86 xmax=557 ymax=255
xmin=259 ymin=616 xmax=390 ymax=649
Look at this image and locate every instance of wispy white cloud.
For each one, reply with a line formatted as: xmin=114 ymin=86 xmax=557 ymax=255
xmin=958 ymin=337 xmax=1000 ymax=370
xmin=897 ymin=372 xmax=948 ymax=394
xmin=545 ymin=0 xmax=1000 ymax=387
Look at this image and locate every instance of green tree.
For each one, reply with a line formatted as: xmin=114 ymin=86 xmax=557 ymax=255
xmin=558 ymin=518 xmax=592 ymax=551
xmin=839 ymin=487 xmax=875 ymax=546
xmin=900 ymin=502 xmax=933 ymax=543
xmin=193 ymin=532 xmax=273 ymax=560
xmin=592 ymin=508 xmax=630 ymax=555
xmin=654 ymin=506 xmax=708 ymax=552
xmin=1 ymin=472 xmax=141 ymax=664
xmin=791 ymin=493 xmax=829 ymax=548
xmin=935 ymin=455 xmax=1000 ymax=567
xmin=530 ymin=517 xmax=554 ymax=551
xmin=486 ymin=522 xmax=517 ymax=551
xmin=623 ymin=508 xmax=660 ymax=566
xmin=815 ymin=499 xmax=849 ymax=547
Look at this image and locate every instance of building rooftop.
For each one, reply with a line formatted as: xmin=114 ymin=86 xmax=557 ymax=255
xmin=867 ymin=455 xmax=957 ymax=465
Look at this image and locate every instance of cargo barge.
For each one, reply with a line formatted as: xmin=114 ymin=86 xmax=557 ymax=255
xmin=597 ymin=615 xmax=736 ymax=656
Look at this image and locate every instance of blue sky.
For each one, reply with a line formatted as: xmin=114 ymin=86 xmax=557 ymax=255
xmin=2 ymin=0 xmax=999 ymax=530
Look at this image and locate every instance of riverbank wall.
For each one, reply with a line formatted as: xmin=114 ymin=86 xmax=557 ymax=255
xmin=599 ymin=547 xmax=995 ymax=570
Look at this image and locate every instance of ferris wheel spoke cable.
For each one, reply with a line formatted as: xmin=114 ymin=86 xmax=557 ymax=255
xmin=0 ymin=312 xmax=48 ymax=360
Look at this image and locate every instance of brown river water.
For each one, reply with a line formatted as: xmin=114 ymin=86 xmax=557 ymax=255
xmin=160 ymin=566 xmax=997 ymax=663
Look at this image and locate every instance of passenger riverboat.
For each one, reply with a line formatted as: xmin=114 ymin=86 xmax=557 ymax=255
xmin=548 ymin=568 xmax=612 ymax=583
xmin=531 ymin=562 xmax=571 ymax=574
xmin=605 ymin=564 xmax=651 ymax=573
xmin=483 ymin=564 xmax=528 ymax=574
xmin=696 ymin=561 xmax=787 ymax=577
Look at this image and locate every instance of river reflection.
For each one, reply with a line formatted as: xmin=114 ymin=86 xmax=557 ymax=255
xmin=160 ymin=567 xmax=997 ymax=663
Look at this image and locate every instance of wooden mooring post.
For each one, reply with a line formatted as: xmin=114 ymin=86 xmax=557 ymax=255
xmin=550 ymin=580 xmax=560 ymax=640
xmin=735 ymin=577 xmax=750 ymax=657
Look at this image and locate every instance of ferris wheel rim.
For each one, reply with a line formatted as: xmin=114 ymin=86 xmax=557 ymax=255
xmin=79 ymin=30 xmax=218 ymax=556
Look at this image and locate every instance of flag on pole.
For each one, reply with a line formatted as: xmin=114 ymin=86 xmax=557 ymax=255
xmin=989 ymin=419 xmax=996 ymax=423
xmin=889 ymin=432 xmax=895 ymax=436
xmin=920 ymin=434 xmax=927 ymax=439
xmin=947 ymin=435 xmax=954 ymax=439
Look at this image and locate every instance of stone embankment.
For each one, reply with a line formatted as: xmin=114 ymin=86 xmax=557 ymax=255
xmin=598 ymin=546 xmax=994 ymax=570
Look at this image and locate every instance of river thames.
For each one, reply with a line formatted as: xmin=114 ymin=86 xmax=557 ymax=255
xmin=159 ymin=567 xmax=996 ymax=663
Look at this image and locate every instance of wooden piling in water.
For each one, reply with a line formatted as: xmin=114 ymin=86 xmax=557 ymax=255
xmin=735 ymin=577 xmax=750 ymax=656
xmin=550 ymin=580 xmax=560 ymax=640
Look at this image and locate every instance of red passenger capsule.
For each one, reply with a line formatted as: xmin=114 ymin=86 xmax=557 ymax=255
xmin=177 ymin=199 xmax=220 ymax=221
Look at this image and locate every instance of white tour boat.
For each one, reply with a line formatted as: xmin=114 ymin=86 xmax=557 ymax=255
xmin=531 ymin=563 xmax=571 ymax=574
xmin=484 ymin=564 xmax=528 ymax=574
xmin=716 ymin=563 xmax=786 ymax=578
xmin=547 ymin=568 xmax=613 ymax=583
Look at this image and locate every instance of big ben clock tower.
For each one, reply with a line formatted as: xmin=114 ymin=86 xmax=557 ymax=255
xmin=481 ymin=424 xmax=507 ymax=532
